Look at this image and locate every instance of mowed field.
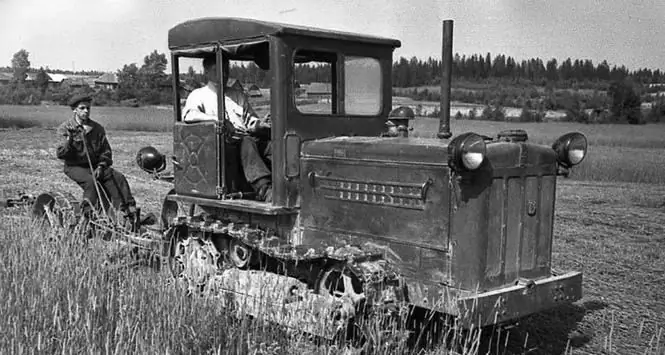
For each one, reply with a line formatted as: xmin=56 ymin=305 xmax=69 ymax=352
xmin=1 ymin=104 xmax=664 ymax=354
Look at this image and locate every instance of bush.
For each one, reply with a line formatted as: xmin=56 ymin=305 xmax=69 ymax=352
xmin=517 ymin=107 xmax=544 ymax=122
xmin=426 ymin=107 xmax=440 ymax=118
xmin=646 ymin=100 xmax=665 ymax=123
xmin=92 ymin=89 xmax=118 ymax=107
xmin=564 ymin=107 xmax=590 ymax=124
xmin=0 ymin=85 xmax=41 ymax=105
xmin=138 ymin=89 xmax=162 ymax=105
xmin=42 ymin=86 xmax=75 ymax=106
xmin=468 ymin=108 xmax=477 ymax=120
xmin=42 ymin=86 xmax=95 ymax=106
xmin=480 ymin=105 xmax=505 ymax=121
xmin=120 ymin=98 xmax=140 ymax=107
xmin=609 ymin=80 xmax=643 ymax=124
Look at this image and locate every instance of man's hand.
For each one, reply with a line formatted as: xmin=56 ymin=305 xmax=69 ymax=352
xmin=249 ymin=118 xmax=271 ymax=138
xmin=66 ymin=124 xmax=82 ymax=140
xmin=94 ymin=166 xmax=104 ymax=180
xmin=223 ymin=119 xmax=249 ymax=142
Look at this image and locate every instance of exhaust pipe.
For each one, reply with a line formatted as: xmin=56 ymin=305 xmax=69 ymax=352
xmin=437 ymin=19 xmax=454 ymax=139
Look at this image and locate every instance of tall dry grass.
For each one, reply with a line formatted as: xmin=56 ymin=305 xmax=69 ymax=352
xmin=0 ymin=215 xmax=312 ymax=354
xmin=0 ymin=213 xmax=492 ymax=354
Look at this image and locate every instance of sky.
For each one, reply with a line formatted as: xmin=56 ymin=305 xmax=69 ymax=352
xmin=1 ymin=0 xmax=664 ymax=73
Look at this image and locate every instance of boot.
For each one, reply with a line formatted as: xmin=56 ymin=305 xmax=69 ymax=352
xmin=122 ymin=205 xmax=138 ymax=233
xmin=255 ymin=180 xmax=272 ymax=203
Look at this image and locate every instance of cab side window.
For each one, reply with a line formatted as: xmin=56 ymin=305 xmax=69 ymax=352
xmin=344 ymin=56 xmax=382 ymax=115
xmin=293 ymin=50 xmax=335 ymax=115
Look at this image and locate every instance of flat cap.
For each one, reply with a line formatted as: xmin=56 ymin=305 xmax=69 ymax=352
xmin=68 ymin=93 xmax=93 ymax=109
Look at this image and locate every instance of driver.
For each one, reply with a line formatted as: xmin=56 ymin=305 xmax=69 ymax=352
xmin=182 ymin=55 xmax=272 ymax=202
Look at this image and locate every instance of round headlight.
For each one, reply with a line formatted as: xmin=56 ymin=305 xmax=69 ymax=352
xmin=552 ymin=132 xmax=588 ymax=168
xmin=449 ymin=133 xmax=486 ymax=171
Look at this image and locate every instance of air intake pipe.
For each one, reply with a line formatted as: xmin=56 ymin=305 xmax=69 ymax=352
xmin=437 ymin=19 xmax=454 ymax=139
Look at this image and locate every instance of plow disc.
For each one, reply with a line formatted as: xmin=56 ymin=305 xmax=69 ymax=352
xmin=31 ymin=191 xmax=81 ymax=229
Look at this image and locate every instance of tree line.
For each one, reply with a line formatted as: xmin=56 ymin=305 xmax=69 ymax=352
xmin=224 ymin=54 xmax=665 ymax=88
xmin=391 ymin=54 xmax=664 ymax=87
xmin=2 ymin=48 xmax=664 ymax=124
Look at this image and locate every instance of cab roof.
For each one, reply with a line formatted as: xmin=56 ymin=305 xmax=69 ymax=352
xmin=168 ymin=17 xmax=402 ymax=49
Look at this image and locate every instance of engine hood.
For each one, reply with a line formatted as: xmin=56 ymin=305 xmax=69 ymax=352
xmin=301 ymin=137 xmax=450 ymax=166
xmin=301 ymin=136 xmax=558 ymax=174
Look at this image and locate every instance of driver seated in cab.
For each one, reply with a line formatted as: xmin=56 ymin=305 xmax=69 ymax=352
xmin=182 ymin=55 xmax=273 ymax=202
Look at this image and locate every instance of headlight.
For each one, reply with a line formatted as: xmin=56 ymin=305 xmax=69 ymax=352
xmin=448 ymin=133 xmax=486 ymax=171
xmin=552 ymin=132 xmax=588 ymax=168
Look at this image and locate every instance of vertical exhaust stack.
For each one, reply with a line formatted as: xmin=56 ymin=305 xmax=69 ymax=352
xmin=437 ymin=19 xmax=454 ymax=139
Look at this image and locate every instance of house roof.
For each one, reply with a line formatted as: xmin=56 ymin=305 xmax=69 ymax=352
xmin=306 ymin=82 xmax=332 ymax=94
xmin=0 ymin=72 xmax=12 ymax=81
xmin=227 ymin=78 xmax=243 ymax=88
xmin=168 ymin=17 xmax=401 ymax=49
xmin=95 ymin=72 xmax=118 ymax=84
xmin=47 ymin=73 xmax=67 ymax=83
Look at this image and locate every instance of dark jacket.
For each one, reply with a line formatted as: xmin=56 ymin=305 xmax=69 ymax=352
xmin=56 ymin=118 xmax=113 ymax=168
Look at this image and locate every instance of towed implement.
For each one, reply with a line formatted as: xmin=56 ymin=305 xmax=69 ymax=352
xmin=23 ymin=17 xmax=588 ymax=343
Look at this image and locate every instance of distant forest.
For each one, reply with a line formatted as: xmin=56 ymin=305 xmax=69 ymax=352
xmin=224 ymin=53 xmax=665 ymax=88
xmin=392 ymin=54 xmax=663 ymax=87
xmin=5 ymin=52 xmax=662 ymax=88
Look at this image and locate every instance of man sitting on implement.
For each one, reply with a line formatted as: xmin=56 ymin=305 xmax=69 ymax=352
xmin=182 ymin=55 xmax=272 ymax=202
xmin=56 ymin=94 xmax=137 ymax=220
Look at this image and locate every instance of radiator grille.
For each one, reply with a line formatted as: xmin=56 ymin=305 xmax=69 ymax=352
xmin=317 ymin=175 xmax=426 ymax=210
xmin=484 ymin=175 xmax=556 ymax=286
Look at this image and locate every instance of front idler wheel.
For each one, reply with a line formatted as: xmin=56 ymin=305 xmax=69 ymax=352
xmin=168 ymin=228 xmax=220 ymax=295
xmin=228 ymin=239 xmax=252 ymax=269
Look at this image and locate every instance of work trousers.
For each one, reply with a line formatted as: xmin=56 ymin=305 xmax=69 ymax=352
xmin=240 ymin=136 xmax=272 ymax=188
xmin=64 ymin=165 xmax=136 ymax=214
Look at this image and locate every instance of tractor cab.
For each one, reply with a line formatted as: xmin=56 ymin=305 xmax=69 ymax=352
xmin=166 ymin=17 xmax=401 ymax=216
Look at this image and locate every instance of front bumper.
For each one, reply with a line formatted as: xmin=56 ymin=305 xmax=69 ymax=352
xmin=455 ymin=271 xmax=582 ymax=328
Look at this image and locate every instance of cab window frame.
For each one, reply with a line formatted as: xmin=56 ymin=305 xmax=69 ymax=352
xmin=290 ymin=47 xmax=385 ymax=118
xmin=291 ymin=48 xmax=338 ymax=116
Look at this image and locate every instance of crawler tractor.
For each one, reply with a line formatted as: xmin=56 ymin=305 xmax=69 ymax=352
xmin=32 ymin=18 xmax=588 ymax=340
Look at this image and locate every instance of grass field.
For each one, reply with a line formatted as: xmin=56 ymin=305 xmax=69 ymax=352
xmin=412 ymin=118 xmax=665 ymax=185
xmin=1 ymin=104 xmax=665 ymax=354
xmin=0 ymin=104 xmax=174 ymax=132
xmin=4 ymin=104 xmax=665 ymax=184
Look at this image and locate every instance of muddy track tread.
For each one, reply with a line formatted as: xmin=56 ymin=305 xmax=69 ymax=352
xmin=171 ymin=215 xmax=403 ymax=299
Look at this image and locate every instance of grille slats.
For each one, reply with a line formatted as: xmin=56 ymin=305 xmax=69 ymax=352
xmin=485 ymin=175 xmax=555 ymax=287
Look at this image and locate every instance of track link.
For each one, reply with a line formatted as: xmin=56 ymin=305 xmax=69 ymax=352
xmin=166 ymin=214 xmax=407 ymax=340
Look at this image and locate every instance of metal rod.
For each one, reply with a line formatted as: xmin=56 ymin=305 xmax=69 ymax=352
xmin=437 ymin=19 xmax=454 ymax=139
xmin=172 ymin=53 xmax=181 ymax=122
xmin=79 ymin=124 xmax=108 ymax=217
xmin=216 ymin=45 xmax=227 ymax=197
